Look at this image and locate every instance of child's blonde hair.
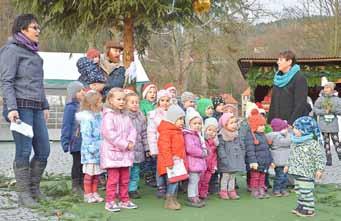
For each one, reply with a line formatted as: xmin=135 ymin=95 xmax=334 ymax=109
xmin=81 ymin=90 xmax=102 ymax=112
xmin=105 ymin=87 xmax=126 ymax=108
xmin=126 ymin=92 xmax=139 ymax=101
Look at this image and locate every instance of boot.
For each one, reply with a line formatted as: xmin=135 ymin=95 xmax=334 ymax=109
xmin=30 ymin=159 xmax=47 ymax=201
xmin=228 ymin=190 xmax=240 ymax=200
xmin=251 ymin=188 xmax=263 ymax=199
xmin=13 ymin=162 xmax=39 ymax=208
xmin=259 ymin=188 xmax=270 ymax=199
xmin=72 ymin=178 xmax=84 ymax=195
xmin=164 ymin=195 xmax=177 ymax=210
xmin=219 ymin=190 xmax=229 ymax=200
xmin=186 ymin=197 xmax=205 ymax=208
xmin=171 ymin=196 xmax=181 ymax=210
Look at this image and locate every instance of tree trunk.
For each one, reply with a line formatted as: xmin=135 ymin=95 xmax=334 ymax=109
xmin=123 ymin=14 xmax=134 ymax=68
xmin=334 ymin=0 xmax=340 ymax=56
xmin=200 ymin=52 xmax=208 ymax=96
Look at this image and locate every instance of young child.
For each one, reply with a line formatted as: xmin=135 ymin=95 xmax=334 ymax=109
xmin=313 ymin=81 xmax=341 ymax=166
xmin=266 ymin=118 xmax=291 ymax=197
xmin=140 ymin=83 xmax=157 ymax=117
xmin=76 ymin=89 xmax=104 ymax=203
xmin=61 ymin=81 xmax=85 ymax=195
xmin=181 ymin=91 xmax=196 ymax=111
xmin=198 ymin=117 xmax=219 ymax=199
xmin=184 ymin=108 xmax=207 ymax=208
xmin=285 ymin=116 xmax=326 ymax=217
xmin=245 ymin=109 xmax=274 ymax=199
xmin=197 ymin=98 xmax=214 ymax=121
xmin=101 ymin=88 xmax=137 ymax=212
xmin=126 ymin=92 xmax=148 ymax=199
xmin=147 ymin=90 xmax=172 ymax=195
xmin=212 ymin=96 xmax=225 ymax=121
xmin=217 ymin=113 xmax=245 ymax=200
xmin=77 ymin=48 xmax=106 ymax=92
xmin=157 ymin=105 xmax=186 ymax=210
xmin=164 ymin=83 xmax=178 ymax=105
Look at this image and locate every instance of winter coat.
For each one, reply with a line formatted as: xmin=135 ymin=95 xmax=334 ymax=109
xmin=61 ymin=99 xmax=82 ymax=153
xmin=128 ymin=111 xmax=148 ymax=163
xmin=157 ymin=120 xmax=186 ymax=176
xmin=147 ymin=108 xmax=167 ymax=155
xmin=313 ymin=92 xmax=341 ymax=133
xmin=103 ymin=66 xmax=125 ymax=96
xmin=266 ymin=131 xmax=291 ymax=166
xmin=140 ymin=99 xmax=155 ymax=117
xmin=245 ymin=131 xmax=273 ymax=172
xmin=239 ymin=119 xmax=251 ymax=151
xmin=217 ymin=134 xmax=246 ymax=173
xmin=184 ymin=129 xmax=207 ymax=173
xmin=76 ymin=57 xmax=106 ymax=85
xmin=100 ymin=107 xmax=136 ymax=169
xmin=288 ymin=139 xmax=326 ymax=180
xmin=76 ymin=111 xmax=102 ymax=164
xmin=205 ymin=138 xmax=218 ymax=173
xmin=268 ymin=72 xmax=310 ymax=125
xmin=0 ymin=38 xmax=49 ymax=112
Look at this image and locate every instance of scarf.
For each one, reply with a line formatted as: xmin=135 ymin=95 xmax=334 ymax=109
xmin=292 ymin=116 xmax=324 ymax=146
xmin=100 ymin=56 xmax=124 ymax=75
xmin=14 ymin=32 xmax=39 ymax=53
xmin=291 ymin=133 xmax=314 ymax=144
xmin=220 ymin=128 xmax=238 ymax=141
xmin=273 ymin=64 xmax=300 ymax=88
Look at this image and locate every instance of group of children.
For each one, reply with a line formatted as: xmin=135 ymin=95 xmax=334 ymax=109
xmin=59 ymin=48 xmax=329 ymax=217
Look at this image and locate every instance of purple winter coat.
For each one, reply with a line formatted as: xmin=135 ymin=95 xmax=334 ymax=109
xmin=184 ymin=129 xmax=207 ymax=173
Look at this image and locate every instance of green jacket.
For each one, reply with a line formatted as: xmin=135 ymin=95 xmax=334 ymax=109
xmin=288 ymin=139 xmax=326 ymax=180
xmin=140 ymin=99 xmax=155 ymax=117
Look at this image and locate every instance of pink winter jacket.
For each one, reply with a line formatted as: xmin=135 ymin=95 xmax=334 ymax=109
xmin=205 ymin=138 xmax=218 ymax=173
xmin=147 ymin=108 xmax=167 ymax=155
xmin=100 ymin=107 xmax=137 ymax=169
xmin=184 ymin=129 xmax=207 ymax=173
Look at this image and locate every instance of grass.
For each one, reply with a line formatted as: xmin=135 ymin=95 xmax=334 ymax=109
xmin=35 ymin=175 xmax=341 ymax=221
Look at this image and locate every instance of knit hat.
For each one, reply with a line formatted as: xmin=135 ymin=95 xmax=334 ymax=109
xmin=245 ymin=101 xmax=259 ymax=117
xmin=157 ymin=89 xmax=172 ymax=103
xmin=181 ymin=91 xmax=196 ymax=104
xmin=164 ymin=83 xmax=176 ymax=92
xmin=166 ymin=105 xmax=185 ymax=124
xmin=105 ymin=40 xmax=124 ymax=51
xmin=197 ymin=98 xmax=214 ymax=118
xmin=86 ymin=48 xmax=100 ymax=59
xmin=219 ymin=112 xmax=234 ymax=128
xmin=293 ymin=116 xmax=324 ymax=145
xmin=67 ymin=81 xmax=84 ymax=101
xmin=270 ymin=118 xmax=288 ymax=132
xmin=185 ymin=107 xmax=202 ymax=129
xmin=248 ymin=109 xmax=266 ymax=144
xmin=142 ymin=83 xmax=157 ymax=99
xmin=204 ymin=117 xmax=219 ymax=132
xmin=123 ymin=85 xmax=136 ymax=94
xmin=324 ymin=81 xmax=335 ymax=90
xmin=212 ymin=96 xmax=225 ymax=110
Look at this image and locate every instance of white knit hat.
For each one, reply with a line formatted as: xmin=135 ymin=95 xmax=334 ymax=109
xmin=166 ymin=105 xmax=185 ymax=124
xmin=181 ymin=91 xmax=196 ymax=104
xmin=204 ymin=117 xmax=219 ymax=132
xmin=157 ymin=89 xmax=172 ymax=103
xmin=185 ymin=107 xmax=202 ymax=129
xmin=67 ymin=81 xmax=84 ymax=101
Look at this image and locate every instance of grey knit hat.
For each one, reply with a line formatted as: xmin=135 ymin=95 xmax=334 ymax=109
xmin=324 ymin=81 xmax=335 ymax=90
xmin=166 ymin=105 xmax=185 ymax=124
xmin=181 ymin=91 xmax=196 ymax=104
xmin=67 ymin=81 xmax=84 ymax=101
xmin=204 ymin=117 xmax=219 ymax=132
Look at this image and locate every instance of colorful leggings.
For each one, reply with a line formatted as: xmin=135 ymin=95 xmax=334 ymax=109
xmin=294 ymin=176 xmax=315 ymax=212
xmin=220 ymin=173 xmax=236 ymax=191
xmin=322 ymin=132 xmax=341 ymax=165
xmin=84 ymin=174 xmax=99 ymax=194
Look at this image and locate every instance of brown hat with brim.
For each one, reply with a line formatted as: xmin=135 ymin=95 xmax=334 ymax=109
xmin=105 ymin=40 xmax=124 ymax=51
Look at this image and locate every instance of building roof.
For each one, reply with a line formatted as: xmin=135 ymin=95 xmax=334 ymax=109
xmin=238 ymin=57 xmax=341 ymax=79
xmin=221 ymin=93 xmax=238 ymax=104
xmin=241 ymin=87 xmax=251 ymax=96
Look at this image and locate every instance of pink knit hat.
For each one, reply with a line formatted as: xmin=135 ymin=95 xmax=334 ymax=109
xmin=219 ymin=112 xmax=234 ymax=128
xmin=157 ymin=89 xmax=172 ymax=103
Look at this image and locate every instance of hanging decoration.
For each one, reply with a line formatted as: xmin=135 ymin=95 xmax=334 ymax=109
xmin=193 ymin=0 xmax=211 ymax=14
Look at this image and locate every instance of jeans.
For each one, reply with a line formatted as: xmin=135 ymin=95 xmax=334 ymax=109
xmin=273 ymin=166 xmax=288 ymax=193
xmin=158 ymin=175 xmax=178 ymax=195
xmin=129 ymin=163 xmax=141 ymax=192
xmin=10 ymin=108 xmax=50 ymax=167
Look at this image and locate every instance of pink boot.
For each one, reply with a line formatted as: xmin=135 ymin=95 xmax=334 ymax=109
xmin=219 ymin=190 xmax=229 ymax=200
xmin=228 ymin=190 xmax=240 ymax=200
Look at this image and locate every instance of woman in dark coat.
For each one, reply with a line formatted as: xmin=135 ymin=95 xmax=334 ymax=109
xmin=0 ymin=14 xmax=50 ymax=208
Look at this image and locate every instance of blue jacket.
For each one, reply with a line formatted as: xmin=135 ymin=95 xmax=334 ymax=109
xmin=103 ymin=66 xmax=125 ymax=96
xmin=76 ymin=110 xmax=102 ymax=164
xmin=245 ymin=131 xmax=273 ymax=172
xmin=76 ymin=57 xmax=106 ymax=85
xmin=60 ymin=100 xmax=82 ymax=153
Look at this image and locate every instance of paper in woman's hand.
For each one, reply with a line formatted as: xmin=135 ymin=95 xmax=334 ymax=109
xmin=10 ymin=120 xmax=34 ymax=138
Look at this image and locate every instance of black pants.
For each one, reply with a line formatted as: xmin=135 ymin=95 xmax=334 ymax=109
xmin=71 ymin=151 xmax=83 ymax=182
xmin=322 ymin=132 xmax=341 ymax=165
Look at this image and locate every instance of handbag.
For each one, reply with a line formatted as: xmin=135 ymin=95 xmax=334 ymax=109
xmin=166 ymin=159 xmax=189 ymax=183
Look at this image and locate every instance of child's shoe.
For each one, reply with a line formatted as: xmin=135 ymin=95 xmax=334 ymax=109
xmin=228 ymin=190 xmax=240 ymax=200
xmin=129 ymin=191 xmax=141 ymax=199
xmin=156 ymin=187 xmax=166 ymax=199
xmin=119 ymin=201 xmax=138 ymax=209
xmin=251 ymin=188 xmax=263 ymax=199
xmin=186 ymin=197 xmax=205 ymax=208
xmin=84 ymin=193 xmax=96 ymax=203
xmin=291 ymin=205 xmax=302 ymax=215
xmin=105 ymin=201 xmax=120 ymax=212
xmin=92 ymin=192 xmax=104 ymax=202
xmin=259 ymin=188 xmax=270 ymax=199
xmin=219 ymin=190 xmax=229 ymax=200
xmin=272 ymin=191 xmax=282 ymax=197
xmin=171 ymin=196 xmax=182 ymax=210
xmin=296 ymin=209 xmax=315 ymax=217
xmin=281 ymin=190 xmax=289 ymax=197
xmin=164 ymin=195 xmax=178 ymax=210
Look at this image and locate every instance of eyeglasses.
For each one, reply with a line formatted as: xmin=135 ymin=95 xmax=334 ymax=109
xmin=28 ymin=25 xmax=41 ymax=31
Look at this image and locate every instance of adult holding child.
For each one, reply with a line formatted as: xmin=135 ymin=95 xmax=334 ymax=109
xmin=0 ymin=14 xmax=50 ymax=208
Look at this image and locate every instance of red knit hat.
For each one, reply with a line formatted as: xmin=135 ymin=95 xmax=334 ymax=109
xmin=163 ymin=83 xmax=176 ymax=92
xmin=247 ymin=109 xmax=266 ymax=144
xmin=86 ymin=48 xmax=100 ymax=59
xmin=124 ymin=86 xmax=136 ymax=94
xmin=142 ymin=83 xmax=157 ymax=99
